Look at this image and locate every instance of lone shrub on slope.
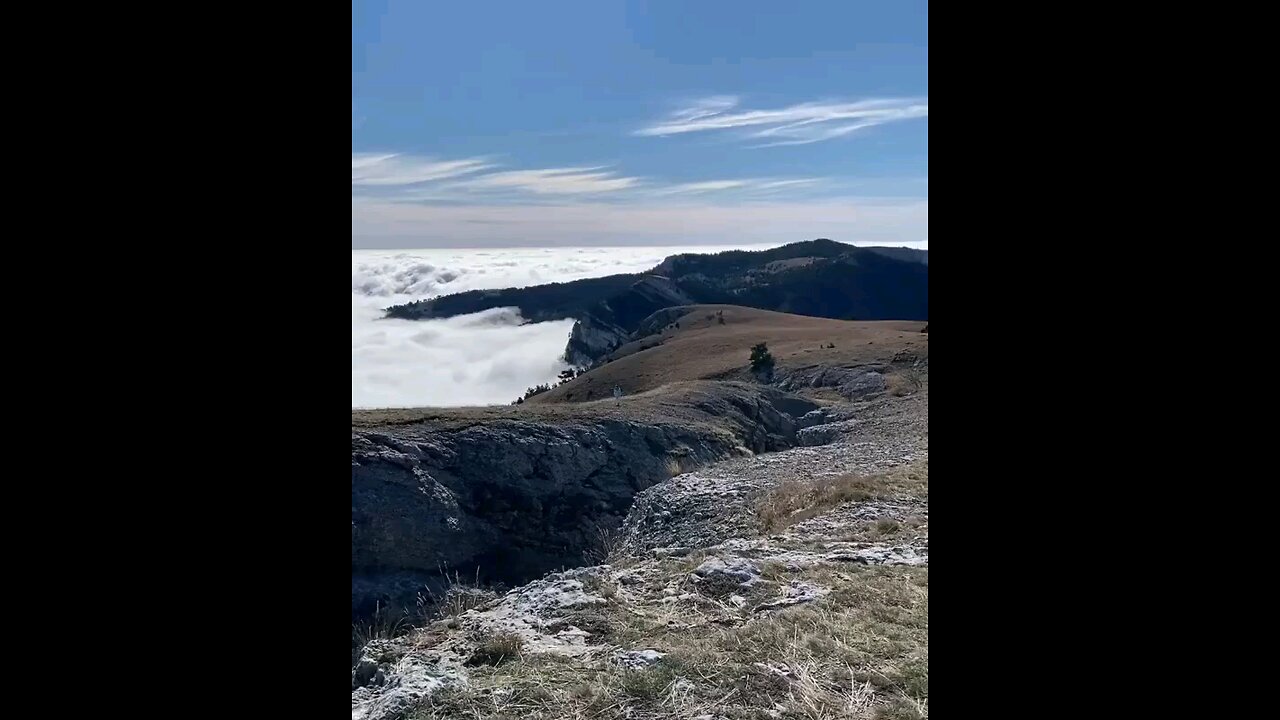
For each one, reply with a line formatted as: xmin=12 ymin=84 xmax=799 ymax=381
xmin=749 ymin=343 xmax=775 ymax=381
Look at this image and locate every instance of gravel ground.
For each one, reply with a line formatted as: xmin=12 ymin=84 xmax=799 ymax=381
xmin=620 ymin=390 xmax=928 ymax=553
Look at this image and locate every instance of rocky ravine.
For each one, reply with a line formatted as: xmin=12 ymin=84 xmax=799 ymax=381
xmin=353 ymin=389 xmax=928 ymax=720
xmin=352 ymin=383 xmax=820 ymax=618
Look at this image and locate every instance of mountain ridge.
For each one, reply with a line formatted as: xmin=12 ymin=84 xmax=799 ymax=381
xmin=385 ymin=240 xmax=928 ymax=367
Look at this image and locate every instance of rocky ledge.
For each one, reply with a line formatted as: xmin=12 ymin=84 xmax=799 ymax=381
xmin=353 ymin=389 xmax=928 ymax=720
xmin=352 ymin=383 xmax=820 ymax=617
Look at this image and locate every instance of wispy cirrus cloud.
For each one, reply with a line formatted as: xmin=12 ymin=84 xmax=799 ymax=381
xmin=351 ymin=153 xmax=494 ymax=186
xmin=668 ymin=95 xmax=740 ymax=123
xmin=638 ymin=97 xmax=928 ymax=147
xmin=457 ymin=167 xmax=642 ymax=195
xmin=652 ymin=177 xmax=822 ymax=196
xmin=352 ymin=153 xmax=838 ymax=205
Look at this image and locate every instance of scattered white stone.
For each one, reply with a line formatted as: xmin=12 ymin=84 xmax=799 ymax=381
xmin=827 ymin=544 xmax=927 ymax=566
xmin=613 ymin=568 xmax=645 ymax=585
xmin=754 ymin=581 xmax=830 ymax=612
xmin=691 ymin=557 xmax=763 ymax=587
xmin=615 ymin=649 xmax=666 ymax=668
xmin=351 ymin=651 xmax=467 ymax=720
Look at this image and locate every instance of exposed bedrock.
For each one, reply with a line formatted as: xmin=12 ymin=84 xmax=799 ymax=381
xmin=351 ymin=384 xmax=817 ymax=615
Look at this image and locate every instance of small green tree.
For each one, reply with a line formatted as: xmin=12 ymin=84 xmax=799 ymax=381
xmin=749 ymin=342 xmax=775 ymax=380
xmin=524 ymin=383 xmax=552 ymax=400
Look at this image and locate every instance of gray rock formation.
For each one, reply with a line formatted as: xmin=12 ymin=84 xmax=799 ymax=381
xmin=565 ymin=276 xmax=696 ymax=367
xmin=690 ymin=557 xmax=763 ymax=588
xmin=797 ymin=424 xmax=841 ymax=446
xmin=619 ymin=393 xmax=927 ymax=554
xmin=565 ymin=314 xmax=629 ymax=367
xmin=614 ymin=648 xmax=667 ymax=668
xmin=352 ymin=565 xmax=615 ymax=720
xmin=776 ymin=365 xmax=888 ymax=401
xmin=352 ymin=384 xmax=817 ymax=615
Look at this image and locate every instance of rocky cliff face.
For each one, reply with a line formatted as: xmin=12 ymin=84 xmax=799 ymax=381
xmin=351 ymin=384 xmax=818 ymax=617
xmin=564 ymin=315 xmax=628 ymax=367
xmin=563 ymin=276 xmax=695 ymax=367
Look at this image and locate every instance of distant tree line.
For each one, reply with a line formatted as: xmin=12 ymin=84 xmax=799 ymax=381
xmin=511 ymin=367 xmax=587 ymax=405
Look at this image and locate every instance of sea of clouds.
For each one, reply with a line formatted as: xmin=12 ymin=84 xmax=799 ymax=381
xmin=351 ymin=245 xmax=781 ymax=408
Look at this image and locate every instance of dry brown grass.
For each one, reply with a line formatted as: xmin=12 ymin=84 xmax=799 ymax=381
xmin=411 ymin=564 xmax=928 ymax=720
xmin=465 ymin=632 xmax=524 ymax=667
xmin=665 ymin=456 xmax=689 ymax=478
xmin=355 ymin=378 xmax=796 ymax=432
xmin=351 ymin=602 xmax=413 ymax=668
xmin=757 ymin=461 xmax=929 ymax=533
xmin=876 ymin=518 xmax=902 ymax=535
xmin=531 ymin=306 xmax=928 ymax=404
xmin=424 ymin=569 xmax=497 ymax=618
xmin=823 ymin=514 xmax=927 ymax=547
xmin=583 ymin=517 xmax=625 ymax=565
xmin=353 ymin=571 xmax=499 ymax=670
xmin=887 ymin=367 xmax=926 ymax=397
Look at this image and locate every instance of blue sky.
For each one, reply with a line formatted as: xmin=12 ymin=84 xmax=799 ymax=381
xmin=352 ymin=0 xmax=928 ymax=248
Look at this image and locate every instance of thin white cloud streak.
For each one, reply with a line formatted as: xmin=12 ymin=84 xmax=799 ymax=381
xmin=352 ymin=153 xmax=835 ymax=203
xmin=669 ymin=95 xmax=740 ymax=122
xmin=655 ymin=180 xmax=751 ymax=194
xmin=352 ymin=153 xmax=494 ymax=186
xmin=352 ymin=197 xmax=928 ymax=248
xmin=457 ymin=167 xmax=642 ymax=195
xmin=651 ymin=178 xmax=822 ymax=196
xmin=756 ymin=179 xmax=823 ymax=189
xmin=750 ymin=121 xmax=883 ymax=147
xmin=639 ymin=97 xmax=928 ymax=146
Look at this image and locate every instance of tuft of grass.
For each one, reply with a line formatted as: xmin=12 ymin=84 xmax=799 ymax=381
xmin=583 ymin=517 xmax=623 ymax=565
xmin=759 ymin=560 xmax=790 ymax=582
xmin=876 ymin=517 xmax=902 ymax=535
xmin=619 ymin=660 xmax=683 ymax=706
xmin=676 ymin=549 xmax=711 ymax=572
xmin=757 ymin=461 xmax=928 ymax=532
xmin=423 ymin=576 xmax=495 ymax=619
xmin=354 ymin=569 xmax=504 ymax=668
xmin=547 ymin=609 xmax=616 ymax=640
xmin=352 ymin=601 xmax=415 ymax=668
xmin=665 ymin=455 xmax=693 ymax=478
xmin=876 ymin=695 xmax=928 ymax=719
xmin=888 ymin=367 xmax=925 ymax=396
xmin=465 ymin=632 xmax=524 ymax=667
xmin=694 ymin=571 xmax=746 ymax=600
xmin=893 ymin=655 xmax=929 ymax=697
xmin=581 ymin=573 xmax=620 ymax=601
